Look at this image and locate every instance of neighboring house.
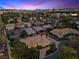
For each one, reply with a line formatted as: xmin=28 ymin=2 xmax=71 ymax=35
xmin=75 ymin=21 xmax=79 ymax=25
xmin=24 ymin=22 xmax=32 ymax=27
xmin=8 ymin=18 xmax=14 ymax=23
xmin=42 ymin=25 xmax=52 ymax=30
xmin=33 ymin=27 xmax=45 ymax=32
xmin=24 ymin=28 xmax=36 ymax=35
xmin=15 ymin=23 xmax=25 ymax=28
xmin=75 ymin=21 xmax=79 ymax=29
xmin=77 ymin=26 xmax=79 ymax=29
xmin=50 ymin=28 xmax=79 ymax=38
xmin=8 ymin=29 xmax=22 ymax=40
xmin=17 ymin=18 xmax=22 ymax=23
xmin=0 ymin=11 xmax=3 ymax=14
xmin=6 ymin=24 xmax=15 ymax=30
xmin=70 ymin=13 xmax=78 ymax=17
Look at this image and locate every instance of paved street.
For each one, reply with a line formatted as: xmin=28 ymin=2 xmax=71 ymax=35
xmin=0 ymin=13 xmax=9 ymax=59
xmin=0 ymin=43 xmax=9 ymax=59
xmin=3 ymin=28 xmax=10 ymax=59
xmin=0 ymin=30 xmax=8 ymax=59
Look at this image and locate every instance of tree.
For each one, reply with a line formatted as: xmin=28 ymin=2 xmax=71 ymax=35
xmin=20 ymin=30 xmax=28 ymax=38
xmin=71 ymin=22 xmax=77 ymax=29
xmin=61 ymin=19 xmax=72 ymax=28
xmin=59 ymin=46 xmax=78 ymax=59
xmin=1 ymin=14 xmax=9 ymax=24
xmin=46 ymin=44 xmax=56 ymax=55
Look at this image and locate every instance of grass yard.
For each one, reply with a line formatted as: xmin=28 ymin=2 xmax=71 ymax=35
xmin=0 ymin=31 xmax=4 ymax=43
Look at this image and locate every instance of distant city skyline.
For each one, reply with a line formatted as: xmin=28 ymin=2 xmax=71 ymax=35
xmin=0 ymin=0 xmax=79 ymax=10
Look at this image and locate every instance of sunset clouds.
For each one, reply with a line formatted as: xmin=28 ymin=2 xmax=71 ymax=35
xmin=0 ymin=0 xmax=79 ymax=9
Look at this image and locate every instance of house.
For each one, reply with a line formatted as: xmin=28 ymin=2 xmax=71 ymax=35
xmin=33 ymin=27 xmax=45 ymax=32
xmin=20 ymin=34 xmax=52 ymax=59
xmin=70 ymin=13 xmax=78 ymax=17
xmin=50 ymin=28 xmax=79 ymax=38
xmin=7 ymin=29 xmax=22 ymax=40
xmin=24 ymin=28 xmax=36 ymax=35
xmin=8 ymin=18 xmax=14 ymax=23
xmin=75 ymin=21 xmax=79 ymax=29
xmin=6 ymin=24 xmax=15 ymax=30
xmin=75 ymin=21 xmax=79 ymax=25
xmin=17 ymin=18 xmax=22 ymax=23
xmin=0 ymin=11 xmax=3 ymax=14
xmin=42 ymin=25 xmax=52 ymax=29
xmin=15 ymin=23 xmax=25 ymax=28
xmin=20 ymin=35 xmax=51 ymax=48
xmin=24 ymin=22 xmax=32 ymax=27
xmin=42 ymin=25 xmax=52 ymax=31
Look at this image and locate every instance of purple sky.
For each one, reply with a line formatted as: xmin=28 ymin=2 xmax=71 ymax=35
xmin=0 ymin=0 xmax=79 ymax=9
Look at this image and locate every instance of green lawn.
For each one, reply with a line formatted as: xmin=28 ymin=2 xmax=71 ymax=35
xmin=0 ymin=13 xmax=5 ymax=43
xmin=0 ymin=31 xmax=4 ymax=43
xmin=0 ymin=14 xmax=3 ymax=27
xmin=69 ymin=35 xmax=79 ymax=41
xmin=58 ymin=46 xmax=78 ymax=59
xmin=23 ymin=10 xmax=32 ymax=14
xmin=0 ymin=15 xmax=1 ymax=25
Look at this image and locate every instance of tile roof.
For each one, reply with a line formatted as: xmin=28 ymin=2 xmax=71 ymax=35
xmin=42 ymin=25 xmax=52 ymax=29
xmin=33 ymin=27 xmax=45 ymax=32
xmin=20 ymin=35 xmax=51 ymax=48
xmin=50 ymin=28 xmax=79 ymax=38
xmin=6 ymin=24 xmax=15 ymax=30
xmin=24 ymin=28 xmax=36 ymax=35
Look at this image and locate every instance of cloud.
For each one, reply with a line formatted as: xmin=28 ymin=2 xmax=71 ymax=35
xmin=1 ymin=0 xmax=79 ymax=9
xmin=16 ymin=2 xmax=48 ymax=9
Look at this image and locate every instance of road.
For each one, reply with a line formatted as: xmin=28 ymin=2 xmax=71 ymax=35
xmin=0 ymin=29 xmax=9 ymax=59
xmin=0 ymin=13 xmax=9 ymax=59
xmin=3 ymin=28 xmax=12 ymax=59
xmin=0 ymin=43 xmax=9 ymax=59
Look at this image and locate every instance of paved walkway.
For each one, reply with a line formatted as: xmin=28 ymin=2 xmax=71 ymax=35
xmin=39 ymin=47 xmax=50 ymax=59
xmin=47 ymin=36 xmax=60 ymax=48
xmin=39 ymin=35 xmax=60 ymax=59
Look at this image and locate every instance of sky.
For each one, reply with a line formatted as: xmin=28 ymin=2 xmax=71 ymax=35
xmin=0 ymin=0 xmax=79 ymax=10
